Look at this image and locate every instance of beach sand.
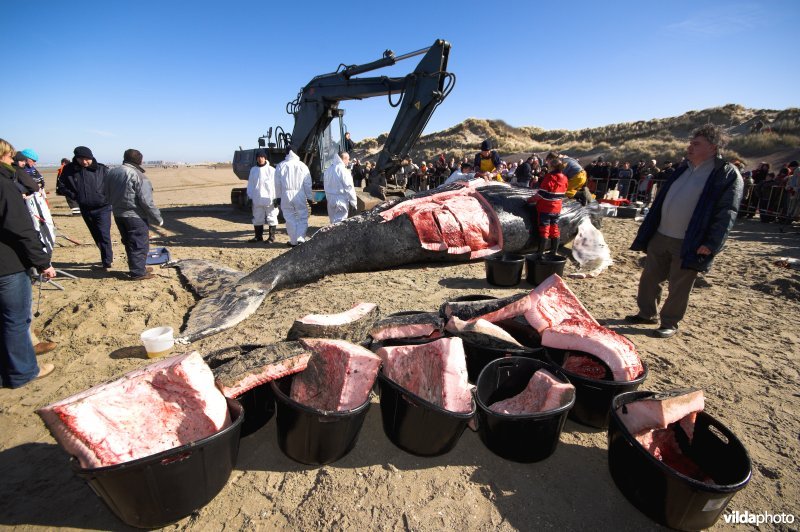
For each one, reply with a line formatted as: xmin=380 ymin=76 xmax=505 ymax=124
xmin=0 ymin=166 xmax=797 ymax=530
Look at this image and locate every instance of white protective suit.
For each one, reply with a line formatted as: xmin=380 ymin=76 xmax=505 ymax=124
xmin=247 ymin=163 xmax=279 ymax=226
xmin=323 ymin=154 xmax=357 ymax=224
xmin=275 ymin=151 xmax=313 ymax=245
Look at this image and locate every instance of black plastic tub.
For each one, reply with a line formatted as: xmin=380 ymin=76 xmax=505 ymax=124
xmin=475 ymin=357 xmax=574 ymax=462
xmin=546 ymin=347 xmax=648 ymax=429
xmin=608 ymin=391 xmax=752 ymax=530
xmin=74 ymin=398 xmax=244 ymax=529
xmin=378 ymin=371 xmax=474 ymax=456
xmin=237 ymin=384 xmax=275 ymax=437
xmin=485 ymin=252 xmax=525 ymax=287
xmin=461 ymin=339 xmax=546 ymax=383
xmin=525 ymin=254 xmax=567 ymax=286
xmin=617 ymin=205 xmax=640 ymax=218
xmin=270 ymin=375 xmax=371 ymax=465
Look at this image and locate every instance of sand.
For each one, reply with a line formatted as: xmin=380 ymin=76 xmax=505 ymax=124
xmin=0 ymin=166 xmax=797 ymax=530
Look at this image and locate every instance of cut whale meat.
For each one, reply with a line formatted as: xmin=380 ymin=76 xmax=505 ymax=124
xmin=440 ymin=292 xmax=531 ymax=323
xmin=376 ymin=337 xmax=472 ymax=413
xmin=369 ymin=312 xmax=444 ymax=341
xmin=37 ymin=352 xmax=231 ymax=469
xmin=489 ymin=369 xmax=574 ymax=415
xmin=542 ymin=319 xmax=644 ymax=381
xmin=289 ymin=338 xmax=381 ymax=411
xmin=445 ymin=316 xmax=524 ymax=351
xmin=618 ymin=388 xmax=705 ymax=436
xmin=286 ymin=302 xmax=380 ymax=343
xmin=210 ymin=342 xmax=312 ymax=398
xmin=524 ymin=274 xmax=597 ymax=333
xmin=619 ymin=389 xmax=711 ymax=482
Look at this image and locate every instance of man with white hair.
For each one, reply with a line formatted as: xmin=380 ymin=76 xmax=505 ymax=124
xmin=626 ymin=125 xmax=742 ymax=338
xmin=323 ymin=151 xmax=357 ymax=224
xmin=274 ymin=150 xmax=314 ymax=247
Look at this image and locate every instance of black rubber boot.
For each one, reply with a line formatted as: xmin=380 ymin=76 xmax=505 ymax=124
xmin=248 ymin=225 xmax=263 ymax=242
xmin=549 ymin=236 xmax=560 ymax=257
xmin=537 ymin=237 xmax=547 ymax=257
xmin=267 ymin=225 xmax=276 ymax=243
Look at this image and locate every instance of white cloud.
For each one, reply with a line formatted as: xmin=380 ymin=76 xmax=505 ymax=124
xmin=665 ymin=3 xmax=763 ymax=37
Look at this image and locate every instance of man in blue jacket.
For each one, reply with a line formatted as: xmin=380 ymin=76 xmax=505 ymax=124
xmin=626 ymin=125 xmax=743 ymax=338
xmin=57 ymin=146 xmax=113 ymax=270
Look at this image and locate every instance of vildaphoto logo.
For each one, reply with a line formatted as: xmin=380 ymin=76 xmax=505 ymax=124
xmin=724 ymin=511 xmax=796 ymax=526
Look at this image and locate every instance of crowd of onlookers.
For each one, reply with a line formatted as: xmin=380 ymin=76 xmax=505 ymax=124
xmin=347 ymin=149 xmax=800 ymax=225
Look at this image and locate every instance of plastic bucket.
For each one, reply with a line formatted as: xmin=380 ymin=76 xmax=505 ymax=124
xmin=461 ymin=339 xmax=545 ymax=383
xmin=140 ymin=327 xmax=174 ymax=359
xmin=608 ymin=391 xmax=752 ymax=530
xmin=525 ymin=254 xmax=567 ymax=286
xmin=237 ymin=384 xmax=275 ymax=438
xmin=377 ymin=371 xmax=474 ymax=456
xmin=485 ymin=252 xmax=525 ymax=287
xmin=74 ymin=398 xmax=243 ymax=529
xmin=270 ymin=375 xmax=371 ymax=465
xmin=475 ymin=357 xmax=574 ymax=462
xmin=546 ymin=347 xmax=648 ymax=429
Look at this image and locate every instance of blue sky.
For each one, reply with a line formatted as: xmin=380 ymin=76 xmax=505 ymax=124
xmin=4 ymin=0 xmax=798 ymax=164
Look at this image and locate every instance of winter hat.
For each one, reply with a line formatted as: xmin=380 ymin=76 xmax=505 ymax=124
xmin=480 ymin=139 xmax=492 ymax=151
xmin=20 ymin=148 xmax=38 ymax=161
xmin=123 ymin=149 xmax=143 ymax=166
xmin=73 ymin=146 xmax=94 ymax=159
xmin=13 ymin=152 xmax=27 ymax=163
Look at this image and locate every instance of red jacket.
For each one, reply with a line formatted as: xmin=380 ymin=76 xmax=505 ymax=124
xmin=528 ymin=172 xmax=568 ymax=214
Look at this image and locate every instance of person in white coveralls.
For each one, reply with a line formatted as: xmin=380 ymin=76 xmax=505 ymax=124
xmin=323 ymin=151 xmax=357 ymax=224
xmin=246 ymin=150 xmax=278 ymax=243
xmin=274 ymin=150 xmax=314 ymax=247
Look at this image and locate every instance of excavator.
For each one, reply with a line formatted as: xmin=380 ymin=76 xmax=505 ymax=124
xmin=231 ymin=38 xmax=455 ymax=207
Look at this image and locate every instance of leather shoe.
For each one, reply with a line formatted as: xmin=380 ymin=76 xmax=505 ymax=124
xmin=34 ymin=341 xmax=57 ymax=355
xmin=146 ymin=266 xmax=154 ymax=273
xmin=624 ymin=314 xmax=659 ymax=325
xmin=36 ymin=363 xmax=55 ymax=380
xmin=652 ymin=326 xmax=679 ymax=338
xmin=130 ymin=273 xmax=156 ymax=281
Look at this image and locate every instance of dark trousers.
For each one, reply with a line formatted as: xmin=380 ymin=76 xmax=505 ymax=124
xmin=114 ymin=216 xmax=150 ymax=278
xmin=80 ymin=204 xmax=113 ymax=267
xmin=0 ymin=271 xmax=38 ymax=388
xmin=636 ymin=232 xmax=698 ymax=328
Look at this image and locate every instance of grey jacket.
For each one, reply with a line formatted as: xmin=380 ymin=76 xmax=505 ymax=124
xmin=105 ymin=163 xmax=163 ymax=225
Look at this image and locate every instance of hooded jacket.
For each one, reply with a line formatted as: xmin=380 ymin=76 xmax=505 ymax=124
xmin=0 ymin=164 xmax=52 ymax=276
xmin=631 ymin=156 xmax=743 ymax=272
xmin=56 ymin=158 xmax=110 ymax=208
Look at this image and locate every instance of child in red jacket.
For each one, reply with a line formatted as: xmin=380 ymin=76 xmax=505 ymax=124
xmin=527 ymin=159 xmax=569 ymax=256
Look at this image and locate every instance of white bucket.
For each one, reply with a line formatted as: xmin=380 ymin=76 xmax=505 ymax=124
xmin=140 ymin=326 xmax=175 ymax=358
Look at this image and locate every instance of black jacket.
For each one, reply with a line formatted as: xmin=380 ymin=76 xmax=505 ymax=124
xmin=631 ymin=157 xmax=743 ymax=272
xmin=56 ymin=158 xmax=110 ymax=208
xmin=0 ymin=164 xmax=52 ymax=276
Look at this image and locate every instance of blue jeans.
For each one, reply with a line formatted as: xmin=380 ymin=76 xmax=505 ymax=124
xmin=0 ymin=271 xmax=38 ymax=388
xmin=115 ymin=216 xmax=150 ymax=277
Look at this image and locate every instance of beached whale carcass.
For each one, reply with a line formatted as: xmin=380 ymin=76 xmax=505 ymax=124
xmin=172 ymin=184 xmax=602 ymax=342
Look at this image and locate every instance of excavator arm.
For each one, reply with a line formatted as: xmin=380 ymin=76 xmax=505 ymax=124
xmin=286 ymin=39 xmax=454 ymax=181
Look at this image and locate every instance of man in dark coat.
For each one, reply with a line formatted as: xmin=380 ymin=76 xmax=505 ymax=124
xmin=57 ymin=146 xmax=113 ymax=269
xmin=626 ymin=125 xmax=743 ymax=338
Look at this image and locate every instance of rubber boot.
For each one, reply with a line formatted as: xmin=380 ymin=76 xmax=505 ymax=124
xmin=248 ymin=225 xmax=264 ymax=242
xmin=267 ymin=225 xmax=276 ymax=243
xmin=549 ymin=236 xmax=560 ymax=257
xmin=537 ymin=237 xmax=547 ymax=257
